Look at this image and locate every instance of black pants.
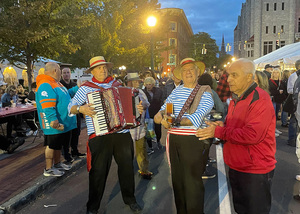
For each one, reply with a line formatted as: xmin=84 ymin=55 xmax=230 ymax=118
xmin=86 ymin=132 xmax=136 ymax=213
xmin=0 ymin=135 xmax=10 ymax=151
xmin=169 ymin=134 xmax=211 ymax=214
xmin=229 ymin=168 xmax=275 ymax=214
xmin=62 ymin=115 xmax=81 ymax=161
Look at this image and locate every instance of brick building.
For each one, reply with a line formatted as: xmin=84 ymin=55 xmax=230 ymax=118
xmin=157 ymin=8 xmax=193 ymax=77
xmin=234 ymin=0 xmax=300 ymax=60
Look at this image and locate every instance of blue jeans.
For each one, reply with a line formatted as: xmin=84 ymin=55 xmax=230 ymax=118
xmin=272 ymin=102 xmax=280 ymax=119
xmin=288 ymin=113 xmax=297 ymax=146
xmin=281 ymin=111 xmax=288 ymax=125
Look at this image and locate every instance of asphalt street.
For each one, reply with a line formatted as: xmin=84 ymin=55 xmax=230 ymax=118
xmin=15 ymin=124 xmax=300 ymax=214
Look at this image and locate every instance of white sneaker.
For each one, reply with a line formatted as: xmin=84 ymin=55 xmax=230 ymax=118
xmin=43 ymin=167 xmax=64 ymax=177
xmin=275 ymin=133 xmax=280 ymax=137
xmin=53 ymin=162 xmax=72 ymax=171
xmin=275 ymin=129 xmax=282 ymax=134
xmin=296 ymin=175 xmax=300 ymax=181
xmin=26 ymin=130 xmax=34 ymax=136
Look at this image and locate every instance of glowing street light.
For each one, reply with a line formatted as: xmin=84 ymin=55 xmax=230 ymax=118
xmin=147 ymin=16 xmax=157 ymax=27
xmin=147 ymin=16 xmax=157 ymax=71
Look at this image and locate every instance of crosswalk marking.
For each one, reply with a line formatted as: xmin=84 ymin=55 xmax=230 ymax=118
xmin=216 ymin=144 xmax=232 ymax=214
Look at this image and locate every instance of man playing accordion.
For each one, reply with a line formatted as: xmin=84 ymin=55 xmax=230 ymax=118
xmin=69 ymin=56 xmax=143 ymax=214
xmin=154 ymin=58 xmax=214 ymax=214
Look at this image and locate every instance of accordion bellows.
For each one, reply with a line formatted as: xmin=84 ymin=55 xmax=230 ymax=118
xmin=87 ymin=87 xmax=140 ymax=136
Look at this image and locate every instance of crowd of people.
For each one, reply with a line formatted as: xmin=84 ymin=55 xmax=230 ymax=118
xmin=1 ymin=55 xmax=300 ymax=214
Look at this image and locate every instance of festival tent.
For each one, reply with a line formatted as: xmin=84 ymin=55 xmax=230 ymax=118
xmin=254 ymin=42 xmax=300 ymax=70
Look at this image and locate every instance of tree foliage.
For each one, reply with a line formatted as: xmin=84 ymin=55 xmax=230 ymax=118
xmin=57 ymin=0 xmax=161 ymax=71
xmin=189 ymin=32 xmax=219 ymax=69
xmin=0 ymin=0 xmax=95 ymax=88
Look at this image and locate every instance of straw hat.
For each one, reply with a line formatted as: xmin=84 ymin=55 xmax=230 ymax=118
xmin=85 ymin=56 xmax=113 ymax=73
xmin=127 ymin=73 xmax=141 ymax=82
xmin=173 ymin=58 xmax=205 ymax=80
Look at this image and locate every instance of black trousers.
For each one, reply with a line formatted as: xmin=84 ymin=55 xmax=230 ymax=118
xmin=0 ymin=135 xmax=10 ymax=151
xmin=229 ymin=168 xmax=275 ymax=214
xmin=62 ymin=115 xmax=81 ymax=161
xmin=86 ymin=132 xmax=136 ymax=213
xmin=169 ymin=134 xmax=211 ymax=214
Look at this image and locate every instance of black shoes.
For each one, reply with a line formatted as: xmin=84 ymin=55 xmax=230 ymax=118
xmin=281 ymin=124 xmax=289 ymax=127
xmin=7 ymin=137 xmax=25 ymax=154
xmin=72 ymin=152 xmax=86 ymax=158
xmin=138 ymin=170 xmax=153 ymax=180
xmin=202 ymin=168 xmax=216 ymax=179
xmin=128 ymin=203 xmax=142 ymax=213
xmin=294 ymin=195 xmax=300 ymax=202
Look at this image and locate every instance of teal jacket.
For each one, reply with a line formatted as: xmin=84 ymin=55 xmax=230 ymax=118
xmin=36 ymin=74 xmax=78 ymax=135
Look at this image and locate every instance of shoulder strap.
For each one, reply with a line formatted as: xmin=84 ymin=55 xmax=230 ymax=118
xmin=174 ymin=84 xmax=201 ymax=125
xmin=187 ymin=85 xmax=213 ymax=114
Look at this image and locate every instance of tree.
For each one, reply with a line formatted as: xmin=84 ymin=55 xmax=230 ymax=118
xmin=0 ymin=0 xmax=93 ymax=88
xmin=189 ymin=32 xmax=219 ymax=69
xmin=57 ymin=0 xmax=162 ymax=71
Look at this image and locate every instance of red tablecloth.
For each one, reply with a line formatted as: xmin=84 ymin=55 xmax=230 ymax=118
xmin=0 ymin=104 xmax=37 ymax=118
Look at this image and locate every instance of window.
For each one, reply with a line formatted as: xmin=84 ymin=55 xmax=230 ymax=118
xmin=280 ymin=40 xmax=285 ymax=47
xmin=251 ymin=50 xmax=254 ymax=57
xmin=170 ymin=22 xmax=177 ymax=32
xmin=263 ymin=41 xmax=273 ymax=55
xmin=169 ymin=54 xmax=176 ymax=64
xmin=282 ymin=2 xmax=285 ymax=10
xmin=266 ymin=3 xmax=269 ymax=11
xmin=266 ymin=26 xmax=269 ymax=34
xmin=298 ymin=18 xmax=300 ymax=32
xmin=169 ymin=38 xmax=177 ymax=47
xmin=251 ymin=43 xmax=254 ymax=48
xmin=281 ymin=25 xmax=284 ymax=33
xmin=273 ymin=26 xmax=276 ymax=34
xmin=274 ymin=3 xmax=277 ymax=11
xmin=248 ymin=51 xmax=250 ymax=57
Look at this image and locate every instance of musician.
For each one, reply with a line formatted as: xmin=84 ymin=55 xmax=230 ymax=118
xmin=69 ymin=56 xmax=143 ymax=214
xmin=126 ymin=72 xmax=152 ymax=179
xmin=154 ymin=58 xmax=214 ymax=214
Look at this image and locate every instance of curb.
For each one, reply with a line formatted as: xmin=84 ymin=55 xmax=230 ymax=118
xmin=0 ymin=157 xmax=86 ymax=214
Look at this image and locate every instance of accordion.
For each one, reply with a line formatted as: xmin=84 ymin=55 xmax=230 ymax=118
xmin=87 ymin=87 xmax=140 ymax=136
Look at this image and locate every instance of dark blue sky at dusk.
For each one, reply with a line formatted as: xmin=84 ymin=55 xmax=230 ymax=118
xmin=159 ymin=0 xmax=246 ymax=53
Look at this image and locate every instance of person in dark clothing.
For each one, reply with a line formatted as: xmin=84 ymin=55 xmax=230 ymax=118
xmin=27 ymin=82 xmax=36 ymax=101
xmin=0 ymin=135 xmax=25 ymax=154
xmin=263 ymin=64 xmax=273 ymax=79
xmin=162 ymin=72 xmax=183 ymax=102
xmin=143 ymin=77 xmax=163 ymax=154
xmin=60 ymin=67 xmax=85 ymax=162
xmin=269 ymin=66 xmax=286 ymax=120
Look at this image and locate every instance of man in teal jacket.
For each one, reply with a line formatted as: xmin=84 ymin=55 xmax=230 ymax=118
xmin=36 ymin=62 xmax=78 ymax=177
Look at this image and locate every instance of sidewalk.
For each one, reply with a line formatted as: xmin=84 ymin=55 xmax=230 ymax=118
xmin=0 ymin=129 xmax=88 ymax=214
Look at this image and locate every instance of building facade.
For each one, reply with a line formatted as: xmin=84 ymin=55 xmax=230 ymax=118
xmin=234 ymin=0 xmax=300 ymax=60
xmin=157 ymin=8 xmax=193 ymax=76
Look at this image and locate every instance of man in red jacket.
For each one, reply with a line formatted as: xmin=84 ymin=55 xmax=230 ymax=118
xmin=196 ymin=58 xmax=276 ymax=214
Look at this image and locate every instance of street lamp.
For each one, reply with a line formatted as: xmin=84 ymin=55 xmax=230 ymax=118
xmin=147 ymin=16 xmax=157 ymax=71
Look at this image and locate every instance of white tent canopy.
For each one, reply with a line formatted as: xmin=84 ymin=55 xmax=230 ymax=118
xmin=254 ymin=42 xmax=300 ymax=70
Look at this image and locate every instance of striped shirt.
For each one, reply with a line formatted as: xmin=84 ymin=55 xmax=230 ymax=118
xmin=161 ymin=85 xmax=214 ymax=129
xmin=68 ymin=79 xmax=129 ymax=135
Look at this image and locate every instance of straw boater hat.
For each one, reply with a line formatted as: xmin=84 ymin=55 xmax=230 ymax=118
xmin=173 ymin=58 xmax=205 ymax=80
xmin=85 ymin=56 xmax=113 ymax=73
xmin=127 ymin=73 xmax=141 ymax=82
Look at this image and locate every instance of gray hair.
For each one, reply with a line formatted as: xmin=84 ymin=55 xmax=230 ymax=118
xmin=144 ymin=77 xmax=155 ymax=85
xmin=230 ymin=58 xmax=255 ymax=78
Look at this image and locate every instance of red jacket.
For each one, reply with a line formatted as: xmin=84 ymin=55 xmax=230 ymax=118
xmin=215 ymin=84 xmax=276 ymax=174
